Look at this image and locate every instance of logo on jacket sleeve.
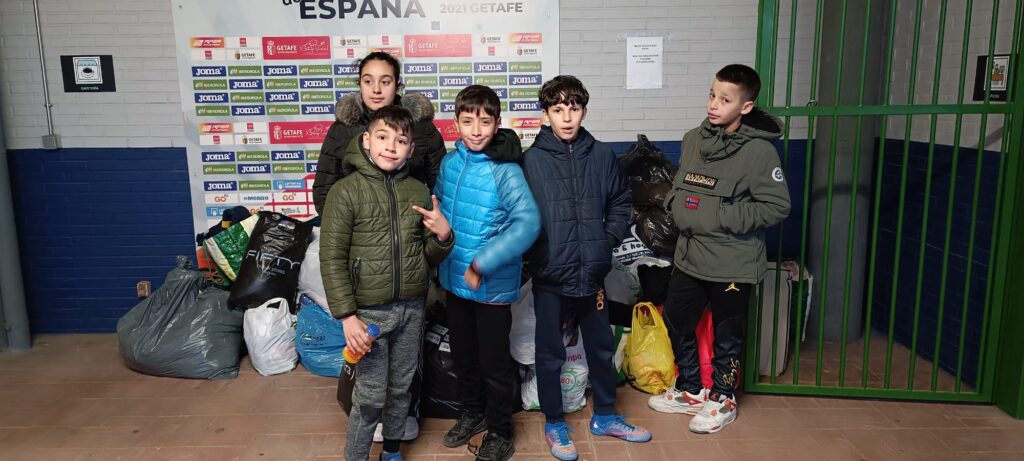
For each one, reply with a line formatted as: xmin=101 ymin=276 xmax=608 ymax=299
xmin=772 ymin=167 xmax=785 ymax=182
xmin=685 ymin=196 xmax=700 ymax=209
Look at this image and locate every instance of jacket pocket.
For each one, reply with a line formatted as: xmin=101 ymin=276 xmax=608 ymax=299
xmin=672 ymin=178 xmax=736 ymax=237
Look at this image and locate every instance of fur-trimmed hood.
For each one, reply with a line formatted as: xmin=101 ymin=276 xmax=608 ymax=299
xmin=334 ymin=91 xmax=435 ymax=126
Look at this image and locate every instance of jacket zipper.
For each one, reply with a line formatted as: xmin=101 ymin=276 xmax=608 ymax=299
xmin=385 ymin=174 xmax=401 ymax=301
xmin=450 ymin=151 xmax=470 ymax=290
xmin=568 ymin=142 xmax=584 ymax=297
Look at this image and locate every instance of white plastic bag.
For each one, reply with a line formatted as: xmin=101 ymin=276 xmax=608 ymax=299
xmin=518 ymin=327 xmax=589 ymax=413
xmin=297 ymin=227 xmax=332 ymax=315
xmin=243 ymin=297 xmax=298 ymax=376
xmin=509 ymin=280 xmax=535 ymax=365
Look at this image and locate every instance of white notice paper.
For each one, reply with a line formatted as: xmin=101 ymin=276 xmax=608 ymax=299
xmin=626 ymin=37 xmax=663 ymax=89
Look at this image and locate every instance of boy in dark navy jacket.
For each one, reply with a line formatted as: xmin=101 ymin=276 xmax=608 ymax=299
xmin=521 ymin=76 xmax=652 ymax=461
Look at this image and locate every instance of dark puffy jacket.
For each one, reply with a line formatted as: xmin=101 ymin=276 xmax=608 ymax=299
xmin=521 ymin=125 xmax=632 ymax=297
xmin=320 ymin=137 xmax=454 ymax=319
xmin=312 ymin=92 xmax=446 ymax=216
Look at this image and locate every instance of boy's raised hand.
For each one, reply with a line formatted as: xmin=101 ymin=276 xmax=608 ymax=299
xmin=412 ymin=195 xmax=452 ymax=243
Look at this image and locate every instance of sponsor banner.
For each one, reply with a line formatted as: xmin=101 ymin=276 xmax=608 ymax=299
xmin=196 ymin=106 xmax=230 ymax=116
xmin=199 ymin=134 xmax=230 ymax=146
xmin=230 ymin=50 xmax=261 ymax=60
xmin=225 ymin=36 xmax=258 ymax=48
xmin=434 ymin=119 xmax=460 ymax=142
xmin=233 ymin=122 xmax=268 ymax=133
xmin=235 ymin=134 xmax=269 ymax=145
xmin=191 ymin=37 xmax=224 ymax=48
xmin=301 ymin=91 xmax=335 ymax=102
xmin=239 ymin=180 xmax=272 ymax=191
xmin=191 ymin=49 xmax=226 ymax=61
xmin=334 ymin=64 xmax=360 ymax=75
xmin=193 ymin=79 xmax=228 ymax=90
xmin=271 ymin=150 xmax=305 ymax=161
xmin=204 ymin=180 xmax=238 ymax=191
xmin=262 ymin=36 xmax=331 ymax=60
xmin=273 ymin=163 xmax=306 ymax=173
xmin=516 ymin=129 xmax=540 ymax=143
xmin=228 ymin=66 xmax=262 ymax=76
xmin=274 ymin=179 xmax=305 ymax=190
xmin=199 ymin=123 xmax=232 ymax=134
xmin=231 ymin=92 xmax=265 ymax=103
xmin=192 ymin=66 xmax=227 ymax=77
xmin=265 ymin=78 xmax=299 ymax=89
xmin=269 ymin=121 xmax=333 ymax=145
xmin=174 ymin=1 xmax=558 ymax=234
xmin=263 ymin=65 xmax=298 ymax=76
xmin=237 ymin=151 xmax=270 ymax=162
xmin=510 ymin=118 xmax=543 ymax=130
xmin=299 ymin=64 xmax=332 ymax=75
xmin=404 ymin=76 xmax=438 ymax=88
xmin=205 ymin=192 xmax=238 ymax=204
xmin=509 ymin=74 xmax=543 ymax=86
xmin=406 ymin=88 xmax=438 ymax=100
xmin=474 ymin=75 xmax=507 ymax=86
xmin=404 ymin=63 xmax=437 ymax=74
xmin=202 ymin=151 xmax=236 ymax=162
xmin=274 ymin=191 xmax=306 ymax=203
xmin=439 ymin=62 xmax=473 ymax=73
xmin=405 ymin=34 xmax=472 ymax=58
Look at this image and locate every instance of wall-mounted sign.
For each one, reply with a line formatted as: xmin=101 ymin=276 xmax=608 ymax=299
xmin=973 ymin=54 xmax=1011 ymax=102
xmin=60 ymin=55 xmax=116 ymax=92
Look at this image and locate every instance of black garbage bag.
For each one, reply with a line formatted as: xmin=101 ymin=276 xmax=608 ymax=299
xmin=619 ymin=134 xmax=678 ymax=208
xmin=117 ymin=257 xmax=244 ymax=379
xmin=636 ymin=207 xmax=678 ymax=258
xmin=421 ymin=321 xmax=462 ymax=419
xmin=229 ymin=211 xmax=314 ymax=311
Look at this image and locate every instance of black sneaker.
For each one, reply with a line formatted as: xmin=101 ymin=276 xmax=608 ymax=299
xmin=473 ymin=432 xmax=515 ymax=461
xmin=442 ymin=412 xmax=486 ymax=448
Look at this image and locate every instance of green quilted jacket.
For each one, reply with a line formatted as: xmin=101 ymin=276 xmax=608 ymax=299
xmin=320 ymin=137 xmax=453 ymax=319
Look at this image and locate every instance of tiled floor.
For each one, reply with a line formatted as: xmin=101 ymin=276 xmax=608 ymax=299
xmin=2 ymin=334 xmax=1023 ymax=461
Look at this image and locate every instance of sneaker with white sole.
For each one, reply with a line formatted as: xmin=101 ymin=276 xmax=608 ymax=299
xmin=688 ymin=393 xmax=737 ymax=434
xmin=648 ymin=387 xmax=708 ymax=415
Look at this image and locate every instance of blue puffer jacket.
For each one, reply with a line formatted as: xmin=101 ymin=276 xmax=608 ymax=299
xmin=521 ymin=125 xmax=632 ymax=297
xmin=434 ymin=128 xmax=541 ymax=303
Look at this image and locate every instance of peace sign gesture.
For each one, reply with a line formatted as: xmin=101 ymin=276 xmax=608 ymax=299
xmin=412 ymin=195 xmax=452 ymax=243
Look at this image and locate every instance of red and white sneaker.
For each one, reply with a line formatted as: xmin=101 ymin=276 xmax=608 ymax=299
xmin=648 ymin=387 xmax=708 ymax=415
xmin=689 ymin=393 xmax=737 ymax=434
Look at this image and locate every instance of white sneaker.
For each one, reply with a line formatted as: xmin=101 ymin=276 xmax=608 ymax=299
xmin=372 ymin=416 xmax=420 ymax=442
xmin=648 ymin=387 xmax=708 ymax=415
xmin=688 ymin=393 xmax=737 ymax=434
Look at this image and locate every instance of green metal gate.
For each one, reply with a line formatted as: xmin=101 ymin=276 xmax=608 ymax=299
xmin=744 ymin=0 xmax=1024 ymax=402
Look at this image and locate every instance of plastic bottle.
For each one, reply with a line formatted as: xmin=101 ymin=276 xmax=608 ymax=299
xmin=342 ymin=324 xmax=381 ymax=363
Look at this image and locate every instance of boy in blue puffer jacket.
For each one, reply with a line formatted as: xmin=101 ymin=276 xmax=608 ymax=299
xmin=521 ymin=76 xmax=651 ymax=461
xmin=433 ymin=85 xmax=541 ymax=461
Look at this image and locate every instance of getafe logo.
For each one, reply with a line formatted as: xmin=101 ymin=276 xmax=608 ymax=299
xmin=683 ymin=172 xmax=718 ymax=189
xmin=440 ymin=76 xmax=471 ymax=87
xmin=192 ymin=66 xmax=227 ymax=77
xmin=263 ymin=65 xmax=298 ymax=76
xmin=230 ymin=79 xmax=263 ymax=90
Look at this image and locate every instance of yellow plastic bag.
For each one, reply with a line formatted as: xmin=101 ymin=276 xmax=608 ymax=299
xmin=625 ymin=302 xmax=675 ymax=394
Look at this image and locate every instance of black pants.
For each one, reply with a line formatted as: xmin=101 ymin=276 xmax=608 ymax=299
xmin=533 ymin=287 xmax=618 ymax=422
xmin=446 ymin=293 xmax=515 ymax=437
xmin=662 ymin=270 xmax=752 ymax=397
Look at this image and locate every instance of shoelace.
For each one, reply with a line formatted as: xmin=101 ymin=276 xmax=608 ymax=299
xmin=603 ymin=415 xmax=639 ymax=434
xmin=547 ymin=424 xmax=574 ymax=446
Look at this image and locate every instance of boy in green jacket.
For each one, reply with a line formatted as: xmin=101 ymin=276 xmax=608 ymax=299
xmin=320 ymin=105 xmax=454 ymax=461
xmin=648 ymin=64 xmax=791 ymax=434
